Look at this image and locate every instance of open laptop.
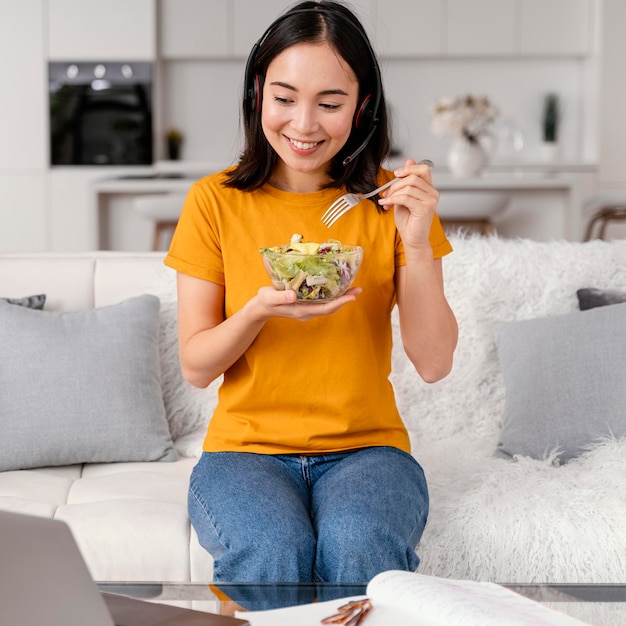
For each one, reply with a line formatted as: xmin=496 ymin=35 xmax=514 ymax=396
xmin=0 ymin=509 xmax=248 ymax=626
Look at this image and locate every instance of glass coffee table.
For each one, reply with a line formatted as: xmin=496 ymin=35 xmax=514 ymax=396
xmin=97 ymin=581 xmax=626 ymax=625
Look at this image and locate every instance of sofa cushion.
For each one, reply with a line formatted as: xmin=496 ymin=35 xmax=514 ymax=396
xmin=0 ymin=294 xmax=177 ymax=471
xmin=1 ymin=294 xmax=46 ymax=309
xmin=493 ymin=301 xmax=626 ymax=463
xmin=147 ymin=266 xmax=218 ymax=456
xmin=577 ymin=287 xmax=626 ymax=311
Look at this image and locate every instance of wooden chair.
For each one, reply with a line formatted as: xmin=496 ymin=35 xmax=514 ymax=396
xmin=583 ymin=190 xmax=626 ymax=241
xmin=437 ymin=191 xmax=509 ymax=236
xmin=132 ymin=193 xmax=186 ymax=251
xmin=441 ymin=218 xmax=497 ymax=236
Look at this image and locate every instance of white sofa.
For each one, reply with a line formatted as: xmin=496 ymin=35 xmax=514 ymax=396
xmin=1 ymin=235 xmax=625 ymax=587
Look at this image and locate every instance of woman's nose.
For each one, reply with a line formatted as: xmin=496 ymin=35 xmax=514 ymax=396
xmin=292 ymin=104 xmax=319 ymax=133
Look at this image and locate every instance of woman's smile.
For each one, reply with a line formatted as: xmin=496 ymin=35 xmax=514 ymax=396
xmin=286 ymin=137 xmax=324 ymax=153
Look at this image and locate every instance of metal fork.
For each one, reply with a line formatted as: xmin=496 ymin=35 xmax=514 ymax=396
xmin=321 ymin=159 xmax=434 ymax=228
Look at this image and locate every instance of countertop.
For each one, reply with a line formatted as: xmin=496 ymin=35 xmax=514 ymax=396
xmin=93 ymin=166 xmax=582 ymax=195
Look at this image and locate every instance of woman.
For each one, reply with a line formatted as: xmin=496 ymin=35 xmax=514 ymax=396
xmin=164 ymin=0 xmax=458 ymax=583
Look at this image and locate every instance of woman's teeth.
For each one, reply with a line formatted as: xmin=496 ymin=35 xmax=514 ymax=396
xmin=290 ymin=139 xmax=319 ymax=150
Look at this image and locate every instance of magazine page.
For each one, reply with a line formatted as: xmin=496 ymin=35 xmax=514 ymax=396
xmin=367 ymin=571 xmax=591 ymax=626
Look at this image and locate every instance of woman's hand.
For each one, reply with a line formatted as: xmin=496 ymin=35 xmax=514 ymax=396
xmin=377 ymin=159 xmax=439 ymax=251
xmin=253 ymin=286 xmax=361 ymax=322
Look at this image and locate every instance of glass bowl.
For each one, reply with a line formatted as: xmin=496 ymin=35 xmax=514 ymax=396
xmin=260 ymin=243 xmax=363 ymax=302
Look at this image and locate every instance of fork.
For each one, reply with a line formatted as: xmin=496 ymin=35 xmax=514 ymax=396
xmin=321 ymin=159 xmax=434 ymax=228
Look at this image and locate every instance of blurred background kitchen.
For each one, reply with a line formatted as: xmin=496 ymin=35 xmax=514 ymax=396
xmin=2 ymin=0 xmax=625 ymax=252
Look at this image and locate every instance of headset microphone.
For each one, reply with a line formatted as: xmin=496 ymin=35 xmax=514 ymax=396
xmin=342 ymin=124 xmax=377 ymax=166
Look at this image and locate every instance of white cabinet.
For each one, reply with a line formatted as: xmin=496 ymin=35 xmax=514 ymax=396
xmin=519 ymin=0 xmax=592 ymax=56
xmin=48 ymin=0 xmax=156 ymax=60
xmin=0 ymin=0 xmax=48 ymax=252
xmin=158 ymin=0 xmax=593 ymax=60
xmin=159 ymin=0 xmax=229 ymax=58
xmin=447 ymin=0 xmax=517 ymax=56
xmin=375 ymin=0 xmax=444 ymax=56
xmin=48 ymin=168 xmax=136 ymax=251
xmin=232 ymin=0 xmax=293 ymax=57
xmin=598 ymin=0 xmax=626 ymax=183
xmin=380 ymin=0 xmax=593 ymax=58
xmin=0 ymin=175 xmax=48 ymax=252
xmin=231 ymin=0 xmax=375 ymax=58
xmin=0 ymin=0 xmax=47 ymax=169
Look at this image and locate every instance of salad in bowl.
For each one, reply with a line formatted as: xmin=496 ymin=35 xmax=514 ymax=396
xmin=260 ymin=234 xmax=363 ymax=302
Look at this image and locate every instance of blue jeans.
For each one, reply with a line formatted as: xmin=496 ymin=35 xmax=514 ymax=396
xmin=188 ymin=446 xmax=429 ymax=583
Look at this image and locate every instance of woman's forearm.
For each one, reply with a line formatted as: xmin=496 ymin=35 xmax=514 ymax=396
xmin=178 ymin=297 xmax=267 ymax=388
xmin=396 ymin=247 xmax=458 ymax=383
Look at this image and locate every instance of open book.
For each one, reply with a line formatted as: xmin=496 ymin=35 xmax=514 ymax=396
xmin=236 ymin=570 xmax=590 ymax=626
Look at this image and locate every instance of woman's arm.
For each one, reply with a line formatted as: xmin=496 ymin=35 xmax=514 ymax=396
xmin=378 ymin=159 xmax=458 ymax=382
xmin=394 ymin=255 xmax=457 ymax=382
xmin=176 ymin=272 xmax=361 ymax=388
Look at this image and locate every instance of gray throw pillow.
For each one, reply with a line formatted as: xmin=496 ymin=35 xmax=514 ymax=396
xmin=1 ymin=294 xmax=46 ymax=310
xmin=0 ymin=295 xmax=177 ymax=471
xmin=577 ymin=287 xmax=626 ymax=311
xmin=493 ymin=302 xmax=626 ymax=463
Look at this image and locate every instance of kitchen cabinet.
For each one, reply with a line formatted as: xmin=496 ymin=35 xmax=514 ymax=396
xmin=447 ymin=0 xmax=517 ymax=56
xmin=375 ymin=0 xmax=444 ymax=56
xmin=231 ymin=0 xmax=375 ymax=58
xmin=598 ymin=0 xmax=626 ymax=184
xmin=48 ymin=167 xmax=149 ymax=251
xmin=0 ymin=175 xmax=48 ymax=252
xmin=385 ymin=0 xmax=593 ymax=58
xmin=0 ymin=0 xmax=47 ymax=169
xmin=159 ymin=0 xmax=229 ymax=58
xmin=232 ymin=0 xmax=298 ymax=57
xmin=520 ymin=0 xmax=591 ymax=56
xmin=158 ymin=0 xmax=593 ymax=60
xmin=0 ymin=0 xmax=48 ymax=253
xmin=48 ymin=0 xmax=156 ymax=60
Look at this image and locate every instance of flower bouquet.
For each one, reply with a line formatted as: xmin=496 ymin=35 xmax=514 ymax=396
xmin=432 ymin=94 xmax=499 ymax=177
xmin=431 ymin=94 xmax=499 ymax=143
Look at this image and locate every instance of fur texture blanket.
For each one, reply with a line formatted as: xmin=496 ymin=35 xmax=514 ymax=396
xmin=150 ymin=235 xmax=626 ymax=595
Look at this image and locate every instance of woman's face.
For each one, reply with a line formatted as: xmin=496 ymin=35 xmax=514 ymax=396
xmin=261 ymin=41 xmax=359 ymax=191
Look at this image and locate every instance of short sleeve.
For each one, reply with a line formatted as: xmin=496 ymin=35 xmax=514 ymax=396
xmin=164 ymin=181 xmax=225 ymax=284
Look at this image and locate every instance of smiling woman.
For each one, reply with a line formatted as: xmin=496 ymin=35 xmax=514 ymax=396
xmin=163 ymin=0 xmax=457 ymax=586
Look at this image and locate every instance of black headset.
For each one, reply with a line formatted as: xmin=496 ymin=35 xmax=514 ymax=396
xmin=243 ymin=4 xmax=382 ymax=166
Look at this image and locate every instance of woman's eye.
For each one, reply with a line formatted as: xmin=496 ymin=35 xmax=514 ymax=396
xmin=320 ymin=103 xmax=341 ymax=111
xmin=273 ymin=96 xmax=292 ymax=105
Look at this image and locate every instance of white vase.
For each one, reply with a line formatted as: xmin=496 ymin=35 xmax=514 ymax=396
xmin=447 ymin=137 xmax=488 ymax=178
xmin=539 ymin=141 xmax=560 ymax=162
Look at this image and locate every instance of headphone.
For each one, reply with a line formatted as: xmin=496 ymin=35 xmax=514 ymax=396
xmin=243 ymin=5 xmax=382 ymax=166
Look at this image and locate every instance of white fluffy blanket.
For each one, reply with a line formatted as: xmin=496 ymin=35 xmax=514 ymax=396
xmin=403 ymin=236 xmax=626 ymax=584
xmin=151 ymin=235 xmax=626 ymax=584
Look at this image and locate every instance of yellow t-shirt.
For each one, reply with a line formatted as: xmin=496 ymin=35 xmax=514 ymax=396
xmin=164 ymin=168 xmax=452 ymax=455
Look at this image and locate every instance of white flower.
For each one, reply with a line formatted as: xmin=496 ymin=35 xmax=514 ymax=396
xmin=431 ymin=94 xmax=499 ymax=143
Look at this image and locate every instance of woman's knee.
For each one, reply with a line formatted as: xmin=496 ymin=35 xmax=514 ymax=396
xmin=315 ymin=511 xmax=422 ymax=582
xmin=190 ymin=492 xmax=316 ymax=581
xmin=312 ymin=447 xmax=429 ymax=581
xmin=187 ymin=452 xmax=317 ymax=581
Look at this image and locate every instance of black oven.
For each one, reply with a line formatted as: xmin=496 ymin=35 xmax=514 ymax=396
xmin=49 ymin=61 xmax=153 ymax=166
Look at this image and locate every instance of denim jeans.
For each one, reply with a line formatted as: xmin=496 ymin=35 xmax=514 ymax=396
xmin=188 ymin=446 xmax=429 ymax=583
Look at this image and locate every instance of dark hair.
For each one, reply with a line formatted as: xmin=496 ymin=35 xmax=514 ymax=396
xmin=224 ymin=0 xmax=390 ymax=197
